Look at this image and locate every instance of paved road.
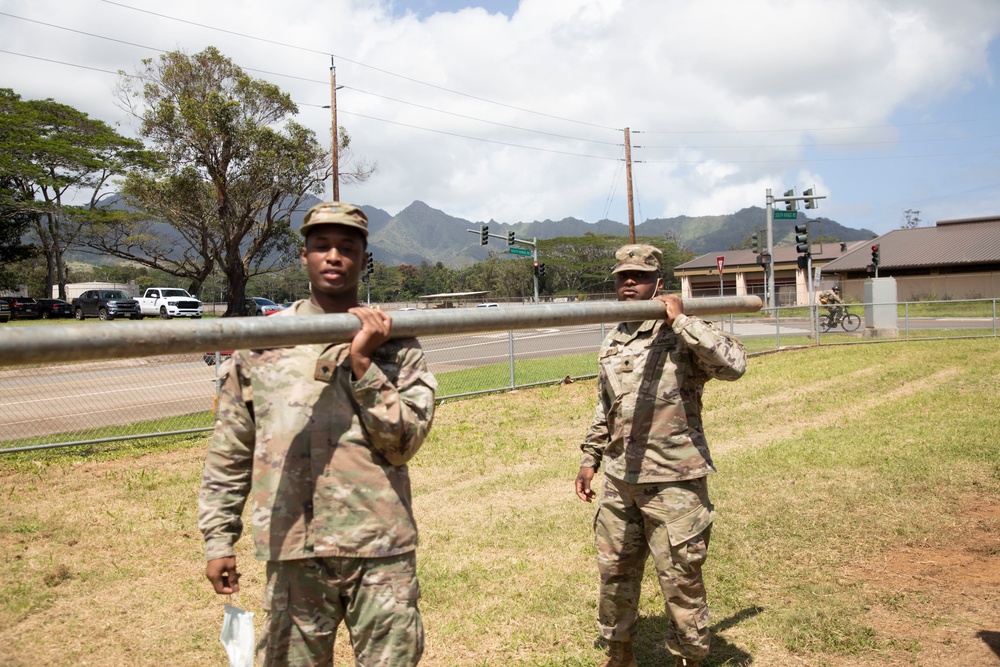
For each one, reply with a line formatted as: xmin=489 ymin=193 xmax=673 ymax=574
xmin=1 ymin=316 xmax=994 ymax=443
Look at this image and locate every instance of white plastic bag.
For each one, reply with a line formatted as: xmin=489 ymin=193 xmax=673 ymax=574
xmin=220 ymin=604 xmax=255 ymax=667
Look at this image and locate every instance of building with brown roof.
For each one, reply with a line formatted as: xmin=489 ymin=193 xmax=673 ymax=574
xmin=675 ymin=215 xmax=1000 ymax=305
xmin=675 ymin=241 xmax=869 ymax=306
xmin=821 ymin=216 xmax=1000 ymax=301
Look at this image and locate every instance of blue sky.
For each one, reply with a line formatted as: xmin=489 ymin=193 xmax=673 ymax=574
xmin=1 ymin=0 xmax=998 ymax=238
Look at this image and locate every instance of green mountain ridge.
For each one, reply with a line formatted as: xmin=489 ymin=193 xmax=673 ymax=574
xmin=365 ymin=201 xmax=876 ymax=268
xmin=53 ymin=196 xmax=876 ymax=270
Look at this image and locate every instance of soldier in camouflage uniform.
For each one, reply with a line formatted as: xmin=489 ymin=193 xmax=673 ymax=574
xmin=198 ymin=202 xmax=438 ymax=667
xmin=818 ymin=285 xmax=843 ymax=324
xmin=574 ymin=245 xmax=747 ymax=667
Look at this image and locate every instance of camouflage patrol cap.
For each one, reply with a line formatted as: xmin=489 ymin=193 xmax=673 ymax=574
xmin=300 ymin=201 xmax=368 ymax=238
xmin=612 ymin=244 xmax=662 ymax=274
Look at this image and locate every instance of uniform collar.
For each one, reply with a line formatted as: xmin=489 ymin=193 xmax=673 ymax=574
xmin=611 ymin=318 xmax=659 ymax=344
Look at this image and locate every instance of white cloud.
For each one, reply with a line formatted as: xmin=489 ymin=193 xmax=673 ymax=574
xmin=1 ymin=0 xmax=998 ymax=233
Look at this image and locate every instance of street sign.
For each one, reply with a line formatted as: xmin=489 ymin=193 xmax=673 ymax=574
xmin=716 ymin=255 xmax=725 ymax=273
xmin=774 ymin=210 xmax=798 ymax=220
xmin=509 ymin=247 xmax=531 ymax=257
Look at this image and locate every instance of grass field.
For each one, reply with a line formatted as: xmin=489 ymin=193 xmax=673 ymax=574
xmin=0 ymin=339 xmax=998 ymax=666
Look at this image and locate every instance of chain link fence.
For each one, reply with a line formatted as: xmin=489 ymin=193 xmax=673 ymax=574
xmin=1 ymin=298 xmax=996 ymax=453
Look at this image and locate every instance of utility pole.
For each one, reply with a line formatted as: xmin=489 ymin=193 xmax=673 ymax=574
xmin=330 ymin=57 xmax=340 ymax=201
xmin=624 ymin=127 xmax=635 ymax=243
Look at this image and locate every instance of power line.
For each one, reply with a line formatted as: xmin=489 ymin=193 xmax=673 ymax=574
xmin=636 ymin=134 xmax=1000 ymax=151
xmin=340 ymin=86 xmax=621 ymax=146
xmin=338 ymin=110 xmax=621 ymax=161
xmin=640 ymin=150 xmax=1000 ymax=165
xmin=97 ymin=0 xmax=620 ymax=132
xmin=636 ymin=117 xmax=1000 ymax=135
xmin=0 ymin=48 xmax=122 ymax=76
xmin=0 ymin=45 xmax=615 ymax=160
xmin=0 ymin=10 xmax=619 ymax=147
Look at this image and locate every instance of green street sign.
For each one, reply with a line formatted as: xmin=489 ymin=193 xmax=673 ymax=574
xmin=774 ymin=210 xmax=798 ymax=220
xmin=509 ymin=247 xmax=532 ymax=257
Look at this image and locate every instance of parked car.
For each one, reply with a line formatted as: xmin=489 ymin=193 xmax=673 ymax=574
xmin=244 ymin=297 xmax=282 ymax=316
xmin=135 ymin=287 xmax=203 ymax=319
xmin=476 ymin=302 xmax=500 ymax=308
xmin=2 ymin=296 xmax=40 ymax=320
xmin=36 ymin=298 xmax=74 ymax=319
xmin=0 ymin=298 xmax=10 ymax=323
xmin=72 ymin=290 xmax=142 ymax=321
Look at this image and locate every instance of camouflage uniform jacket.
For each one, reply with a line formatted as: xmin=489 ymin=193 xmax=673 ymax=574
xmin=818 ymin=290 xmax=842 ymax=305
xmin=580 ymin=313 xmax=746 ymax=483
xmin=198 ymin=299 xmax=438 ymax=562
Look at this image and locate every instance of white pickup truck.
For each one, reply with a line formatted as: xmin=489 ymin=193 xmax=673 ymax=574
xmin=136 ymin=287 xmax=203 ymax=319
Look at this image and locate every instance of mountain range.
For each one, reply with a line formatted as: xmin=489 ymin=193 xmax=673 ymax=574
xmin=351 ymin=200 xmax=877 ymax=267
xmin=69 ymin=195 xmax=878 ymax=268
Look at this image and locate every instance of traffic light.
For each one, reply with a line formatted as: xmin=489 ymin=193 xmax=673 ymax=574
xmin=366 ymin=252 xmax=374 ymax=275
xmin=751 ymin=232 xmax=760 ymax=254
xmin=507 ymin=230 xmax=515 ymax=246
xmin=533 ymin=261 xmax=539 ymax=277
xmin=538 ymin=263 xmax=546 ymax=278
xmin=480 ymin=224 xmax=489 ymax=246
xmin=784 ymin=189 xmax=797 ymax=211
xmin=871 ymin=243 xmax=880 ymax=267
xmin=803 ymin=188 xmax=817 ymax=209
xmin=795 ymin=223 xmax=810 ymax=269
xmin=794 ymin=224 xmax=810 ymax=254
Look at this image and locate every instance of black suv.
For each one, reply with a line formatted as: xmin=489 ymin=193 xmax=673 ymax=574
xmin=72 ymin=290 xmax=142 ymax=321
xmin=0 ymin=298 xmax=10 ymax=323
xmin=37 ymin=298 xmax=74 ymax=319
xmin=2 ymin=296 xmax=40 ymax=320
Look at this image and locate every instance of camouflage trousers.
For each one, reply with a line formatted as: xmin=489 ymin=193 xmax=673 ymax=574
xmin=258 ymin=552 xmax=423 ymax=667
xmin=593 ymin=475 xmax=714 ymax=661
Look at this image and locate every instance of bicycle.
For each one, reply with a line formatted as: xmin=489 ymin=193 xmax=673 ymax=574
xmin=819 ymin=306 xmax=861 ymax=333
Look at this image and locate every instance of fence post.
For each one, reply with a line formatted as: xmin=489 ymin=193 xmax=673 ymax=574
xmin=508 ymin=330 xmax=516 ymax=389
xmin=774 ymin=306 xmax=781 ymax=349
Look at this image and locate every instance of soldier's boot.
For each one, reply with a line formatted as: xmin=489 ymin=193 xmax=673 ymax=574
xmin=673 ymin=657 xmax=701 ymax=667
xmin=598 ymin=640 xmax=637 ymax=667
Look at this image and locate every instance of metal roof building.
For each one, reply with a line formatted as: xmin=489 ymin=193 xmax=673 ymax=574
xmin=675 ymin=241 xmax=869 ymax=306
xmin=822 ymin=216 xmax=1000 ymax=301
xmin=674 ymin=215 xmax=1000 ymax=305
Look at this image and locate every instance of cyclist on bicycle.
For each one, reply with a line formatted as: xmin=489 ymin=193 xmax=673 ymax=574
xmin=819 ymin=286 xmax=844 ymax=324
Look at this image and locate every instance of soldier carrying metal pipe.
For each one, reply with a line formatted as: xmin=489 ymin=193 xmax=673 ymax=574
xmin=575 ymin=245 xmax=748 ymax=667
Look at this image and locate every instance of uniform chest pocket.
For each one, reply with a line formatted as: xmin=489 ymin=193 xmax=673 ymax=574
xmin=638 ymin=341 xmax=685 ymax=401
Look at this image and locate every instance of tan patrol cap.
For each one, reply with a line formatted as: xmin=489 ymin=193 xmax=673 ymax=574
xmin=300 ymin=201 xmax=368 ymax=238
xmin=612 ymin=244 xmax=662 ymax=274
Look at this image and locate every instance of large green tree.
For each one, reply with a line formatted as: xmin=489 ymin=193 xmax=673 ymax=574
xmin=107 ymin=47 xmax=339 ymax=313
xmin=0 ymin=88 xmax=149 ymax=298
xmin=0 ymin=175 xmax=37 ymax=290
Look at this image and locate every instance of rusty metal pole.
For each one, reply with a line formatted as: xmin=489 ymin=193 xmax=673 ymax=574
xmin=624 ymin=127 xmax=635 ymax=243
xmin=0 ymin=296 xmax=762 ymax=366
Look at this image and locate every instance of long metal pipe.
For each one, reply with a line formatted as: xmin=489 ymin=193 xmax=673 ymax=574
xmin=0 ymin=296 xmax=761 ymax=366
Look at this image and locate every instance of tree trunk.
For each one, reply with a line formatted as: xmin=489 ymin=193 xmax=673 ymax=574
xmin=222 ymin=256 xmax=250 ymax=317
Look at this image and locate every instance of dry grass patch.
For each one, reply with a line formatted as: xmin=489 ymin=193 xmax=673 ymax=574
xmin=0 ymin=339 xmax=997 ymax=666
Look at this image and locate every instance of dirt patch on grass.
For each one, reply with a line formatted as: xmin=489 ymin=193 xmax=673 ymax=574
xmin=844 ymin=496 xmax=1000 ymax=666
